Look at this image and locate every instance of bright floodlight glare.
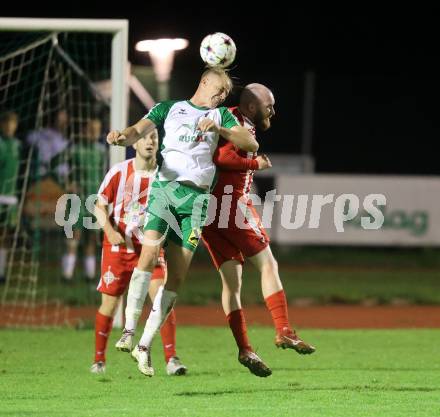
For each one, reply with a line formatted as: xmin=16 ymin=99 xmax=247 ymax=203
xmin=135 ymin=38 xmax=189 ymax=53
xmin=135 ymin=38 xmax=189 ymax=86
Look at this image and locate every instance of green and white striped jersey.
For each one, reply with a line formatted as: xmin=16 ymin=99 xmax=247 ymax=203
xmin=143 ymin=100 xmax=238 ymax=189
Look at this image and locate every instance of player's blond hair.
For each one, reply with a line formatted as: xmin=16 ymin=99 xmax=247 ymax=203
xmin=201 ymin=67 xmax=233 ymax=96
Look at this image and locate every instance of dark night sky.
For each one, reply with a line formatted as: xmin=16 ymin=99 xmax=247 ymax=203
xmin=2 ymin=3 xmax=439 ymax=175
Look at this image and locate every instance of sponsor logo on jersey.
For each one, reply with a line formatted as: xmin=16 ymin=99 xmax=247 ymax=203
xmin=179 ymin=123 xmax=207 ymax=143
xmin=178 ymin=134 xmax=207 ymax=143
xmin=187 ymin=228 xmax=201 ymax=247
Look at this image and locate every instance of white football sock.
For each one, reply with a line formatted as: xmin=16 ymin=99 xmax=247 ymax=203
xmin=62 ymin=254 xmax=76 ymax=279
xmin=84 ymin=255 xmax=96 ymax=279
xmin=139 ymin=286 xmax=177 ymax=348
xmin=124 ymin=268 xmax=152 ymax=332
xmin=0 ymin=248 xmax=7 ymax=276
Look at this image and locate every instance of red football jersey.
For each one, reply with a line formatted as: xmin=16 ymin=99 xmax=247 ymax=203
xmin=97 ymin=158 xmax=156 ymax=254
xmin=212 ymin=107 xmax=259 ymax=199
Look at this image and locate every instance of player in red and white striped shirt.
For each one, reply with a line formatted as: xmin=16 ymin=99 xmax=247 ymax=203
xmin=202 ymin=84 xmax=315 ymax=377
xmin=91 ymin=130 xmax=186 ymax=375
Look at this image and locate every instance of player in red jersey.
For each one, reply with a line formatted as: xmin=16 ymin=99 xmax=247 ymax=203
xmin=91 ymin=129 xmax=186 ymax=376
xmin=202 ymin=83 xmax=316 ymax=377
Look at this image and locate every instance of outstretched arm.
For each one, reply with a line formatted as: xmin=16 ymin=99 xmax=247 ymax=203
xmin=106 ymin=118 xmax=156 ymax=147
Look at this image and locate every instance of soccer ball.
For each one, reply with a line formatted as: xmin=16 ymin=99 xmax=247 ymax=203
xmin=200 ymin=33 xmax=237 ymax=68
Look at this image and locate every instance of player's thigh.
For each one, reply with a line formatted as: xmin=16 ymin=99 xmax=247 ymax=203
xmin=143 ymin=180 xmax=176 ymax=241
xmin=143 ymin=186 xmax=171 ymax=252
xmin=138 ymin=230 xmax=164 ymax=271
xmin=149 ymin=263 xmax=166 ymax=299
xmin=165 ymin=240 xmax=194 ymax=288
xmin=214 ymin=202 xmax=269 ymax=261
xmin=172 ymin=183 xmax=210 ymax=251
xmin=247 ymin=244 xmax=277 ymax=272
xmin=149 ymin=277 xmax=165 ymax=300
xmin=202 ymin=226 xmax=244 ymax=269
xmin=219 ymin=259 xmax=243 ymax=294
xmin=98 ymin=248 xmax=132 ymax=297
xmin=234 ymin=216 xmax=270 ymax=259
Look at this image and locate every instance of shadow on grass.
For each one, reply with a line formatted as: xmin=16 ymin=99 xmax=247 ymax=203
xmin=176 ymin=385 xmax=440 ymax=397
xmin=271 ymin=367 xmax=437 ymax=372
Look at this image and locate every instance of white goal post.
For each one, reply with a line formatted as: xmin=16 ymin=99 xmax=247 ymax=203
xmin=0 ymin=18 xmax=129 ymax=327
xmin=0 ymin=17 xmax=128 ymax=166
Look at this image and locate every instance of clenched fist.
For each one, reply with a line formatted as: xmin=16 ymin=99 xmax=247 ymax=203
xmin=107 ymin=229 xmax=125 ymax=245
xmin=256 ymin=154 xmax=272 ymax=170
xmin=197 ymin=118 xmax=220 ymax=134
xmin=106 ymin=130 xmax=127 ymax=146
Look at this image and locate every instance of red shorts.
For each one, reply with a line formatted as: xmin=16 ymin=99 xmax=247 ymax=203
xmin=202 ymin=202 xmax=269 ymax=269
xmin=97 ymin=246 xmax=166 ymax=297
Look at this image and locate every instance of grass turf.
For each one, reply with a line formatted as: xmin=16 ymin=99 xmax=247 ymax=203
xmin=4 ymin=246 xmax=440 ymax=307
xmin=35 ymin=264 xmax=440 ymax=307
xmin=1 ymin=327 xmax=439 ymax=417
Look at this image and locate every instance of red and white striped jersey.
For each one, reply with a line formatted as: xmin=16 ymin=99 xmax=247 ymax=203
xmin=212 ymin=107 xmax=258 ymax=200
xmin=98 ymin=158 xmax=157 ymax=254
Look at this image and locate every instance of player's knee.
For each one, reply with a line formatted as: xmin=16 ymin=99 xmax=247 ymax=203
xmin=221 ymin=275 xmax=241 ymax=294
xmin=138 ymin=248 xmax=159 ymax=271
xmin=141 ymin=258 xmax=157 ymax=271
xmin=262 ymin=257 xmax=278 ymax=276
xmin=222 ymin=285 xmax=240 ymax=299
xmin=99 ymin=295 xmax=119 ymax=316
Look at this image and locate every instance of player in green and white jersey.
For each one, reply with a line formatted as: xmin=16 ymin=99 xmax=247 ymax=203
xmin=107 ymin=67 xmax=258 ymax=376
xmin=61 ymin=117 xmax=107 ymax=282
xmin=0 ymin=111 xmax=21 ymax=284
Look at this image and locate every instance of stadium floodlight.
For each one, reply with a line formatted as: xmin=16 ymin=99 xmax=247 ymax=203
xmin=135 ymin=38 xmax=188 ymax=101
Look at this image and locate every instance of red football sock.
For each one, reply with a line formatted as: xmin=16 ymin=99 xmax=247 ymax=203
xmin=160 ymin=309 xmax=177 ymax=363
xmin=264 ymin=290 xmax=291 ymax=334
xmin=94 ymin=311 xmax=113 ymax=363
xmin=227 ymin=309 xmax=253 ymax=352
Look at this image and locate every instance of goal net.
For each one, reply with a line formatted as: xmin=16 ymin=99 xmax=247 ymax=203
xmin=0 ymin=21 xmax=127 ymax=327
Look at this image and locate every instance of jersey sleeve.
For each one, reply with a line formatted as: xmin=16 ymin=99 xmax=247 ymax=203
xmin=142 ymin=101 xmax=175 ymax=127
xmin=213 ymin=139 xmax=259 ymax=171
xmin=219 ymin=107 xmax=239 ymax=129
xmin=97 ymin=168 xmax=120 ymax=205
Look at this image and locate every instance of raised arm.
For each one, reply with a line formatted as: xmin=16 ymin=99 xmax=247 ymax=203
xmin=106 ymin=118 xmax=156 ymax=147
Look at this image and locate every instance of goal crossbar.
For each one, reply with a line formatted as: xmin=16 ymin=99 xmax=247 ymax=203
xmin=0 ymin=17 xmax=128 ymax=165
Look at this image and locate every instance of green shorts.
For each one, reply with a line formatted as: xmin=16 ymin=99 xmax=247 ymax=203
xmin=143 ymin=180 xmax=210 ymax=252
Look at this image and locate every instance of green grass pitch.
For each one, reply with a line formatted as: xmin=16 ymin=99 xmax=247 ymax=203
xmin=1 ymin=327 xmax=439 ymax=417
